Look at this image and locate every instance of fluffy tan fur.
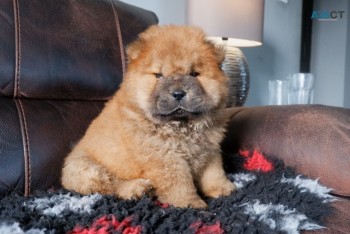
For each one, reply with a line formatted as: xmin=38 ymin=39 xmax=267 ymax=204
xmin=61 ymin=25 xmax=235 ymax=208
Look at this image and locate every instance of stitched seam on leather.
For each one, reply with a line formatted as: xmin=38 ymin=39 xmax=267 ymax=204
xmin=13 ymin=0 xmax=21 ymax=98
xmin=110 ymin=0 xmax=126 ymax=76
xmin=15 ymin=99 xmax=31 ymax=196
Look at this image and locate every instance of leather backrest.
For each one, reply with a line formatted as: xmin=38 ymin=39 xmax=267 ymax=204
xmin=0 ymin=0 xmax=157 ymax=197
xmin=0 ymin=0 xmax=158 ymax=101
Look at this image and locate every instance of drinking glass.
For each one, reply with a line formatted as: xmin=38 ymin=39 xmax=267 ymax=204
xmin=288 ymin=73 xmax=314 ymax=104
xmin=268 ymin=80 xmax=289 ymax=105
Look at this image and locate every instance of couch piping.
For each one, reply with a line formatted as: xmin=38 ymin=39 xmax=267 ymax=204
xmin=15 ymin=99 xmax=31 ymax=196
xmin=110 ymin=1 xmax=126 ymax=76
xmin=13 ymin=0 xmax=21 ymax=98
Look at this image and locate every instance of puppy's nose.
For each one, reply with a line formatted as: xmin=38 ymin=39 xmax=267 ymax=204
xmin=171 ymin=90 xmax=186 ymax=101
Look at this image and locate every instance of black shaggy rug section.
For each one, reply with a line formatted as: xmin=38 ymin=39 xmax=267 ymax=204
xmin=0 ymin=151 xmax=334 ymax=234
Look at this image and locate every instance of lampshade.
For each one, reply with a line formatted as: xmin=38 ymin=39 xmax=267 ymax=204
xmin=187 ymin=0 xmax=264 ymax=47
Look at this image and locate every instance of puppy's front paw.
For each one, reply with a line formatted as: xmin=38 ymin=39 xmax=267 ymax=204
xmin=204 ymin=179 xmax=235 ymax=198
xmin=159 ymin=194 xmax=208 ymax=209
xmin=116 ymin=178 xmax=152 ymax=199
xmin=187 ymin=198 xmax=208 ymax=209
xmin=172 ymin=197 xmax=208 ymax=209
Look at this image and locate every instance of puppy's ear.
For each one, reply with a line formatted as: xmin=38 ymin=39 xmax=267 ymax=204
xmin=126 ymin=38 xmax=144 ymax=62
xmin=126 ymin=25 xmax=161 ymax=62
xmin=206 ymin=40 xmax=226 ymax=66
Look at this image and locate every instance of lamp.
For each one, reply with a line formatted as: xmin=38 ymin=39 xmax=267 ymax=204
xmin=187 ymin=0 xmax=264 ymax=106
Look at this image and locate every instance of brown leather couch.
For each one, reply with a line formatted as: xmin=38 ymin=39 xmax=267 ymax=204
xmin=0 ymin=0 xmax=349 ymax=233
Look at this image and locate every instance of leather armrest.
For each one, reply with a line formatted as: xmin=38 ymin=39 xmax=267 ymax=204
xmin=222 ymin=105 xmax=350 ymax=197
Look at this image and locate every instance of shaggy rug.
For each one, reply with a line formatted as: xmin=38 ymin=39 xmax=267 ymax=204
xmin=0 ymin=151 xmax=334 ymax=234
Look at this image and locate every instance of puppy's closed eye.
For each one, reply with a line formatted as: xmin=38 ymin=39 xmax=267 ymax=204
xmin=190 ymin=71 xmax=200 ymax=77
xmin=154 ymin=73 xmax=163 ymax=79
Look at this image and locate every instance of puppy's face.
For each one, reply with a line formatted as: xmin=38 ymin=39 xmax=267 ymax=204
xmin=124 ymin=25 xmax=228 ymax=123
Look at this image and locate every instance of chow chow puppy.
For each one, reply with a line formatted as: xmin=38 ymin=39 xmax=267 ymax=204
xmin=61 ymin=25 xmax=235 ymax=208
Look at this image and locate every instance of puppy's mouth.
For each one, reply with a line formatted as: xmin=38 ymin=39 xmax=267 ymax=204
xmin=156 ymin=108 xmax=203 ymax=121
